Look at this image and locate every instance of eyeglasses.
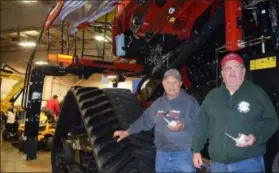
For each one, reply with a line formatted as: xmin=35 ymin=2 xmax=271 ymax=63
xmin=222 ymin=65 xmax=244 ymax=72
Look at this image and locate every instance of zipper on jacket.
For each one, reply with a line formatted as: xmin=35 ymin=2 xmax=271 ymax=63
xmin=224 ymin=96 xmax=233 ymax=161
xmin=223 ymin=118 xmax=228 ymax=161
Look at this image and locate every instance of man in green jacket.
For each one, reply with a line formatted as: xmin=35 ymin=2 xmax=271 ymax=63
xmin=192 ymin=52 xmax=278 ymax=172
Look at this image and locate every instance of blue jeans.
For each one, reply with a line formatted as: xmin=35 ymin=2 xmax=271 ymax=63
xmin=155 ymin=149 xmax=196 ymax=173
xmin=210 ymin=155 xmax=265 ymax=172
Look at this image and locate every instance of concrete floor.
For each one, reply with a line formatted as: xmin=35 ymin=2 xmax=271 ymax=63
xmin=1 ymin=140 xmax=51 ymax=172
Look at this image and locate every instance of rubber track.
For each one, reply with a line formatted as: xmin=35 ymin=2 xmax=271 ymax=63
xmin=70 ymin=87 xmax=155 ymax=173
xmin=102 ymin=89 xmax=156 ymax=171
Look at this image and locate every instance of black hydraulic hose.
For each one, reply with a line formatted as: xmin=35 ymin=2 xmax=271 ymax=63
xmin=21 ymin=6 xmax=55 ymax=110
xmin=150 ymin=4 xmax=225 ymax=78
xmin=146 ymin=4 xmax=225 ymax=100
xmin=168 ymin=5 xmax=225 ymax=70
xmin=2 ymin=64 xmax=25 ymax=75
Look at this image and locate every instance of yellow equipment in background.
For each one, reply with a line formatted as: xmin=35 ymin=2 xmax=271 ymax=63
xmin=18 ymin=110 xmax=56 ymax=151
xmin=0 ymin=70 xmax=24 ymax=114
xmin=1 ymin=68 xmax=55 ymax=151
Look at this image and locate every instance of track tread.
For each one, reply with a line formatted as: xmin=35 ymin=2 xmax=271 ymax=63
xmin=53 ymin=87 xmax=156 ymax=173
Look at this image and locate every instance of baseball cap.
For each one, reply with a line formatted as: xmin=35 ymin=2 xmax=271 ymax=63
xmin=163 ymin=68 xmax=182 ymax=81
xmin=221 ymin=53 xmax=244 ymax=67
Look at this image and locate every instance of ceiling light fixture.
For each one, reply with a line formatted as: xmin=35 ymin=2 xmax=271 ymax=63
xmin=34 ymin=61 xmax=48 ymax=65
xmin=94 ymin=35 xmax=109 ymax=42
xmin=107 ymin=75 xmax=117 ymax=79
xmin=18 ymin=42 xmax=36 ymax=47
xmin=23 ymin=0 xmax=37 ymax=3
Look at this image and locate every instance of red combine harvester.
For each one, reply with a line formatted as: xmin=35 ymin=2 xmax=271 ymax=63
xmin=20 ymin=0 xmax=278 ymax=173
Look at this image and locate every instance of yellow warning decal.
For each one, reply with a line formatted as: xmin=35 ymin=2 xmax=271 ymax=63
xmin=250 ymin=56 xmax=276 ymax=70
xmin=169 ymin=17 xmax=175 ymax=23
xmin=58 ymin=54 xmax=73 ymax=59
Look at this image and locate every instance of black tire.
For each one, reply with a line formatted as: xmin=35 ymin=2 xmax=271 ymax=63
xmin=2 ymin=129 xmax=9 ymax=141
xmin=52 ymin=87 xmax=155 ymax=173
xmin=18 ymin=138 xmax=25 ymax=151
xmin=16 ymin=130 xmax=24 ymax=151
xmin=51 ymin=89 xmax=87 ymax=173
xmin=46 ymin=136 xmax=53 ymax=151
xmin=0 ymin=111 xmax=5 ymax=125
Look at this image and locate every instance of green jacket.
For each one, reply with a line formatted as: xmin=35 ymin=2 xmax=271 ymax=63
xmin=192 ymin=80 xmax=278 ymax=163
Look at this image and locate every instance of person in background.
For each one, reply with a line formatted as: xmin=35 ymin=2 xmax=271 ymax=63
xmin=45 ymin=95 xmax=60 ymax=118
xmin=113 ymin=68 xmax=200 ymax=173
xmin=192 ymin=52 xmax=278 ymax=172
xmin=5 ymin=107 xmax=18 ymax=136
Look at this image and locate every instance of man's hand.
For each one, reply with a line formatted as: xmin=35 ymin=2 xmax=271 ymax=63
xmin=193 ymin=152 xmax=203 ymax=169
xmin=236 ymin=134 xmax=256 ymax=147
xmin=113 ymin=130 xmax=129 ymax=142
xmin=167 ymin=120 xmax=184 ymax=131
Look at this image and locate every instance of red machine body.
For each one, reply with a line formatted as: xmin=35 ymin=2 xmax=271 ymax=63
xmin=111 ymin=0 xmax=246 ymax=92
xmin=112 ymin=0 xmax=244 ymax=58
xmin=45 ymin=0 xmax=246 ymax=90
xmin=113 ymin=0 xmax=218 ymax=39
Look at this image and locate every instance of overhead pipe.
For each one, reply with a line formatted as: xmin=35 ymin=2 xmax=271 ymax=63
xmin=67 ymin=28 xmax=70 ymax=55
xmin=81 ymin=29 xmax=85 ymax=57
xmin=102 ymin=14 xmax=109 ymax=61
xmin=168 ymin=5 xmax=225 ymax=70
xmin=60 ymin=21 xmax=64 ymax=54
xmin=150 ymin=4 xmax=225 ymax=78
xmin=47 ymin=28 xmax=50 ymax=54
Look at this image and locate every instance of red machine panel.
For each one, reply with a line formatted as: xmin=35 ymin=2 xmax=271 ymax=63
xmin=113 ymin=0 xmax=216 ymax=39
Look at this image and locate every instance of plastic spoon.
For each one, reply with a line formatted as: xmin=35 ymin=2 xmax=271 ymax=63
xmin=225 ymin=133 xmax=247 ymax=145
xmin=162 ymin=117 xmax=177 ymax=127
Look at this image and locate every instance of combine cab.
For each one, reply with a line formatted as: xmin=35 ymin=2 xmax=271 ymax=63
xmin=20 ymin=0 xmax=278 ymax=172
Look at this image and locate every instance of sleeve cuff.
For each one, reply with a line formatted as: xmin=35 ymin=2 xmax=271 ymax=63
xmin=127 ymin=128 xmax=133 ymax=135
xmin=192 ymin=148 xmax=201 ymax=153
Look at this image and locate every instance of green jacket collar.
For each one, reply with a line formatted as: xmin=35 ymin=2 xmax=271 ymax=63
xmin=220 ymin=80 xmax=249 ymax=97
